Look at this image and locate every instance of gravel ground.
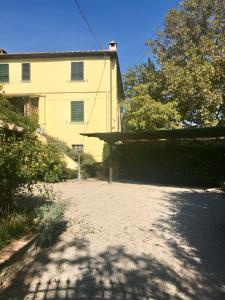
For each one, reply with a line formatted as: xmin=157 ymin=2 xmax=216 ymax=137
xmin=1 ymin=180 xmax=225 ymax=300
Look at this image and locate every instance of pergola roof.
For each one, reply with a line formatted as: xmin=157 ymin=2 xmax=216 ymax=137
xmin=81 ymin=126 xmax=225 ymax=143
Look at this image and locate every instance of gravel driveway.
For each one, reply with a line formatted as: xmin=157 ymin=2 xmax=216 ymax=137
xmin=2 ymin=180 xmax=225 ymax=299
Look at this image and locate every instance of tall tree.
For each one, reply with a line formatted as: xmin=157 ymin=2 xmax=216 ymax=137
xmin=149 ymin=0 xmax=225 ymax=126
xmin=123 ymin=0 xmax=225 ymax=129
xmin=122 ymin=61 xmax=180 ymax=131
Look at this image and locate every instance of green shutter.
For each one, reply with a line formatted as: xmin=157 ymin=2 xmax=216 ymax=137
xmin=22 ymin=63 xmax=30 ymax=81
xmin=71 ymin=62 xmax=84 ymax=81
xmin=0 ymin=64 xmax=9 ymax=83
xmin=71 ymin=101 xmax=84 ymax=122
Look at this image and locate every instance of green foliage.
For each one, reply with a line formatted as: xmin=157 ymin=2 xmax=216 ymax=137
xmin=44 ymin=135 xmax=76 ymax=161
xmin=38 ymin=143 xmax=65 ymax=183
xmin=112 ymin=140 xmax=225 ymax=187
xmin=0 ymin=212 xmax=33 ymax=251
xmin=44 ymin=135 xmax=97 ymax=179
xmin=0 ymin=132 xmax=65 ymax=210
xmin=36 ymin=201 xmax=67 ymax=247
xmin=122 ymin=95 xmax=180 ymax=131
xmin=0 ymin=88 xmax=38 ymax=130
xmin=102 ymin=143 xmax=110 ymax=163
xmin=123 ymin=0 xmax=225 ymax=128
xmin=0 ymin=96 xmax=66 ymax=212
xmin=122 ymin=61 xmax=181 ymax=131
xmin=60 ymin=168 xmax=78 ymax=181
xmin=102 ymin=143 xmax=110 ymax=177
xmin=80 ymin=153 xmax=97 ymax=178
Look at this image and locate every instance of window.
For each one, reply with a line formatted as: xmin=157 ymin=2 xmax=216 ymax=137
xmin=0 ymin=64 xmax=9 ymax=83
xmin=71 ymin=101 xmax=84 ymax=122
xmin=71 ymin=62 xmax=84 ymax=81
xmin=22 ymin=63 xmax=30 ymax=81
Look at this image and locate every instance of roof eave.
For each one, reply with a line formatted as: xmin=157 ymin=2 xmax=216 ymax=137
xmin=0 ymin=50 xmax=117 ymax=60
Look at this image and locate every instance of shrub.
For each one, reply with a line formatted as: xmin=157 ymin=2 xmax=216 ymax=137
xmin=0 ymin=94 xmax=68 ymax=212
xmin=36 ymin=201 xmax=67 ymax=247
xmin=0 ymin=131 xmax=66 ymax=212
xmin=80 ymin=153 xmax=97 ymax=178
xmin=37 ymin=143 xmax=65 ymax=183
xmin=61 ymin=168 xmax=78 ymax=180
xmin=44 ymin=135 xmax=76 ymax=161
xmin=112 ymin=140 xmax=225 ymax=187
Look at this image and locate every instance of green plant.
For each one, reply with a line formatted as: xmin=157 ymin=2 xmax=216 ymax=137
xmin=36 ymin=201 xmax=67 ymax=247
xmin=0 ymin=131 xmax=66 ymax=211
xmin=61 ymin=168 xmax=78 ymax=180
xmin=123 ymin=0 xmax=225 ymax=128
xmin=80 ymin=153 xmax=97 ymax=178
xmin=44 ymin=135 xmax=76 ymax=161
xmin=112 ymin=140 xmax=225 ymax=187
xmin=0 ymin=212 xmax=34 ymax=251
xmin=0 ymin=89 xmax=38 ymax=131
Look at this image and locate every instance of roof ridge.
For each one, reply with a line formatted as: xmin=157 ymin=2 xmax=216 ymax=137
xmin=6 ymin=49 xmax=111 ymax=55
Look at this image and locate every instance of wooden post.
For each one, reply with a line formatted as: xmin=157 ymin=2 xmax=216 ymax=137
xmin=109 ymin=143 xmax=113 ymax=183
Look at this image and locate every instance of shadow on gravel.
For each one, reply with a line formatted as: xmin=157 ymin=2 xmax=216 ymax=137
xmin=153 ymin=189 xmax=225 ymax=300
xmin=1 ymin=189 xmax=225 ymax=299
xmin=1 ymin=239 xmax=188 ymax=300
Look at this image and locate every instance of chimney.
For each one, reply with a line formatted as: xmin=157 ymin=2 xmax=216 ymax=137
xmin=0 ymin=49 xmax=7 ymax=55
xmin=108 ymin=40 xmax=117 ymax=51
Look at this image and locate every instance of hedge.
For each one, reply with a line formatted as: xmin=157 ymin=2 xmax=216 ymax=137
xmin=109 ymin=140 xmax=225 ymax=187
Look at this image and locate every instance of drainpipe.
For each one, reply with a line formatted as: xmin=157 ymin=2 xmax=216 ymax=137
xmin=108 ymin=142 xmax=113 ymax=183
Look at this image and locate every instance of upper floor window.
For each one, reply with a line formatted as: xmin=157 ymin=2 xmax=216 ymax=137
xmin=71 ymin=101 xmax=84 ymax=122
xmin=0 ymin=64 xmax=9 ymax=83
xmin=22 ymin=63 xmax=30 ymax=81
xmin=71 ymin=62 xmax=84 ymax=81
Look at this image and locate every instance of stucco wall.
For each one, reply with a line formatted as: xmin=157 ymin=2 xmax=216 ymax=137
xmin=1 ymin=55 xmax=120 ymax=161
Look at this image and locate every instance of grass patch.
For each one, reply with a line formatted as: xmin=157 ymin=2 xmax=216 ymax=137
xmin=0 ymin=212 xmax=34 ymax=252
xmin=0 ymin=186 xmax=68 ymax=252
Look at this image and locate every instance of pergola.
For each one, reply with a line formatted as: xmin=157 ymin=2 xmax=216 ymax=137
xmin=81 ymin=126 xmax=225 ymax=182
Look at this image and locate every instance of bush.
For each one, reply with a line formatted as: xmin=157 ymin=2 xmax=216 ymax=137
xmin=112 ymin=140 xmax=225 ymax=187
xmin=81 ymin=153 xmax=97 ymax=178
xmin=44 ymin=135 xmax=76 ymax=161
xmin=38 ymin=143 xmax=65 ymax=183
xmin=0 ymin=94 xmax=68 ymax=212
xmin=36 ymin=201 xmax=67 ymax=247
xmin=61 ymin=168 xmax=78 ymax=180
xmin=0 ymin=131 xmax=66 ymax=211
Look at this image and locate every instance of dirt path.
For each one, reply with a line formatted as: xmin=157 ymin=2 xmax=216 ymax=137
xmin=2 ymin=181 xmax=225 ymax=299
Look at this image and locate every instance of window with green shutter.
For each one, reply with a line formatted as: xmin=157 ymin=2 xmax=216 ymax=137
xmin=71 ymin=101 xmax=84 ymax=122
xmin=22 ymin=63 xmax=30 ymax=81
xmin=71 ymin=62 xmax=84 ymax=81
xmin=0 ymin=64 xmax=9 ymax=83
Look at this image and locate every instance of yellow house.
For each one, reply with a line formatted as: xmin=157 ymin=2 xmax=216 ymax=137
xmin=0 ymin=42 xmax=123 ymax=161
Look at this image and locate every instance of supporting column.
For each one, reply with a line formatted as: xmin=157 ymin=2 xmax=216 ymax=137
xmin=108 ymin=142 xmax=113 ymax=183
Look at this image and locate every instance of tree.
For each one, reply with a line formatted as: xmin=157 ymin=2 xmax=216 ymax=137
xmin=150 ymin=0 xmax=225 ymax=127
xmin=122 ymin=61 xmax=181 ymax=131
xmin=0 ymin=89 xmax=65 ymax=212
xmin=122 ymin=95 xmax=180 ymax=131
xmin=123 ymin=0 xmax=225 ymax=129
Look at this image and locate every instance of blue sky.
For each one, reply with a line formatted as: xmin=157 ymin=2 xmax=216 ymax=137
xmin=0 ymin=0 xmax=179 ymax=72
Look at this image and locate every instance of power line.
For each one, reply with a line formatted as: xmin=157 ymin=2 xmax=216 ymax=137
xmin=82 ymin=60 xmax=107 ymax=138
xmin=72 ymin=0 xmax=108 ymax=140
xmin=127 ymin=0 xmax=182 ymax=69
xmin=74 ymin=0 xmax=103 ymax=51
